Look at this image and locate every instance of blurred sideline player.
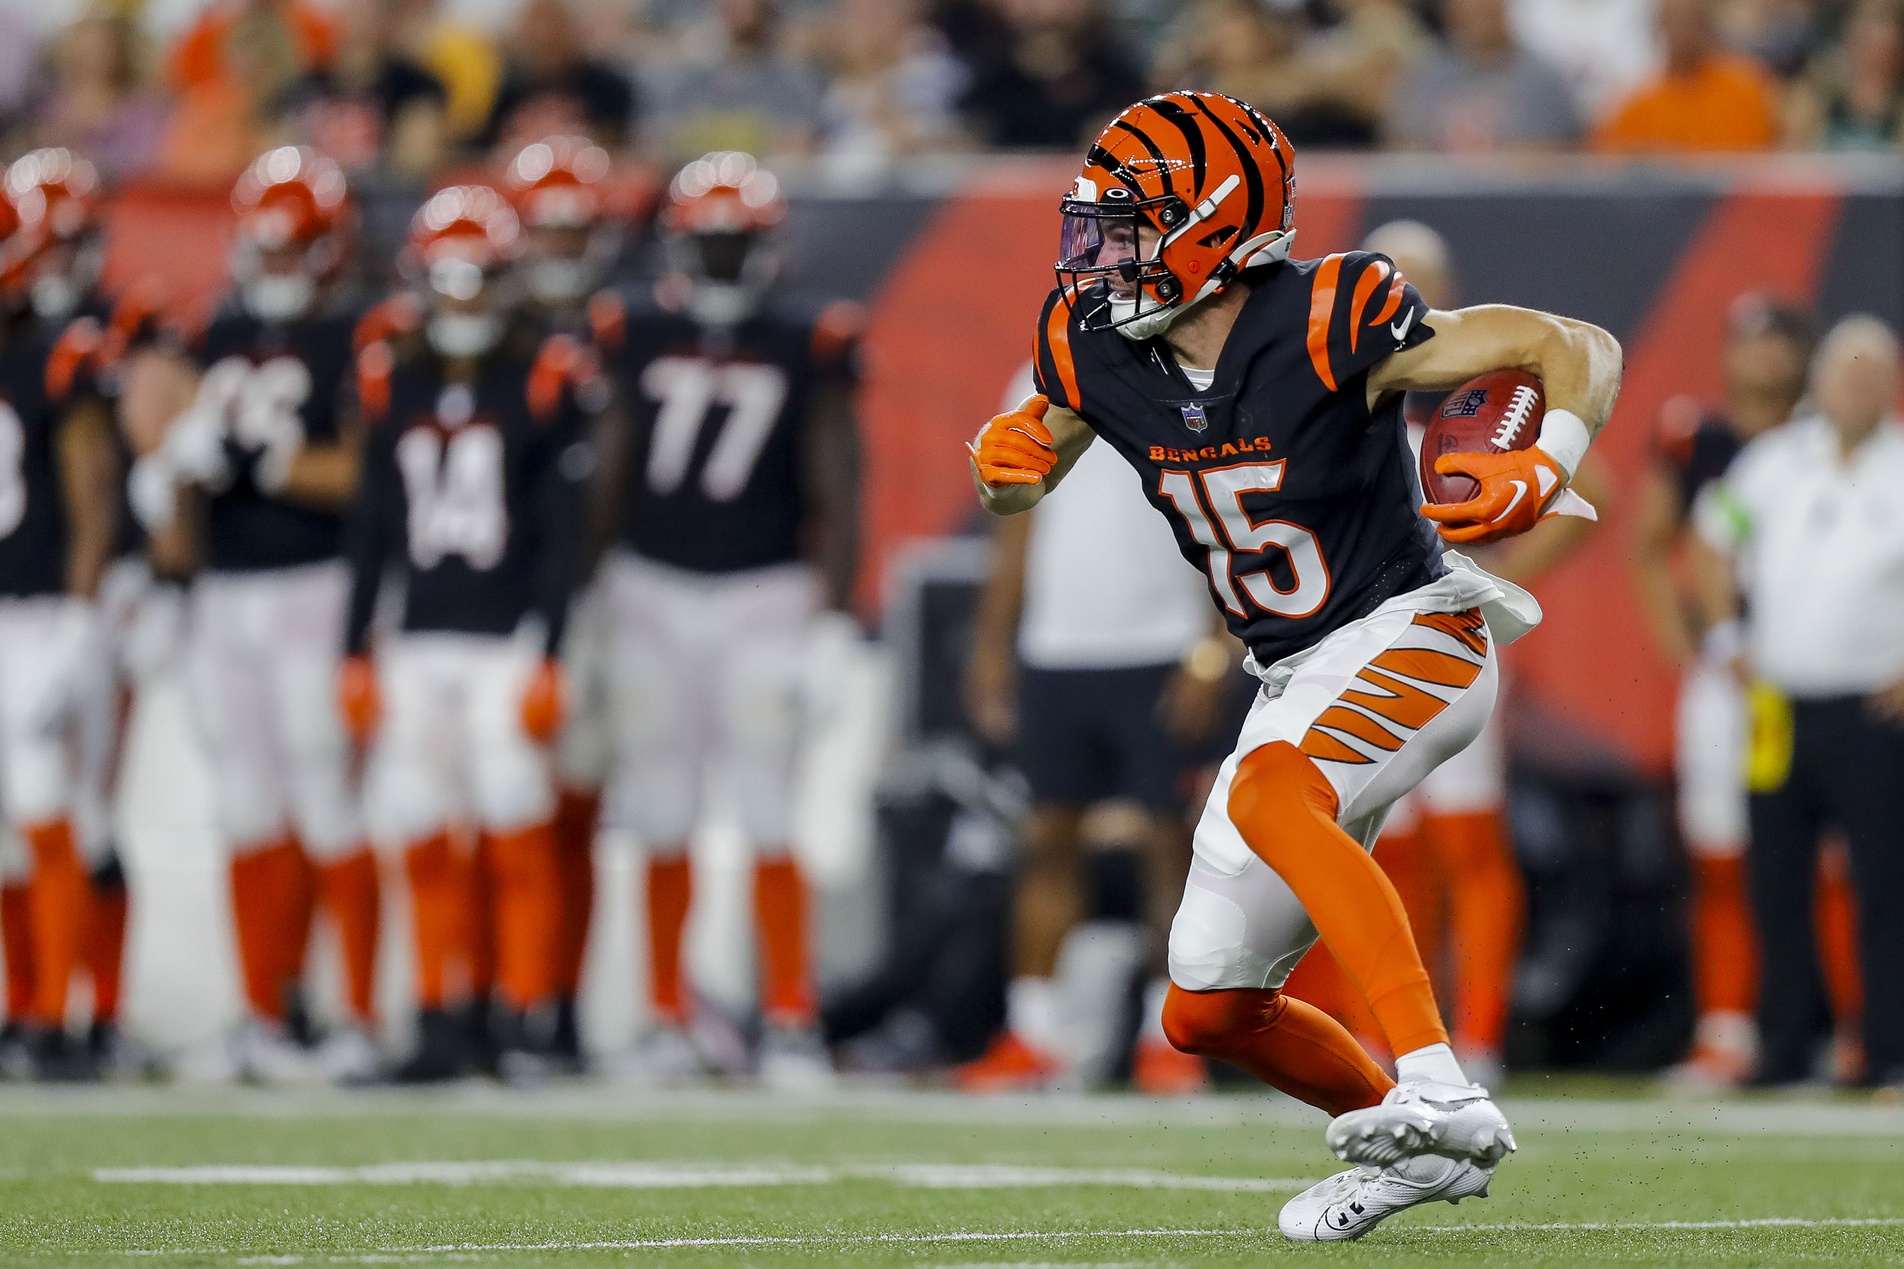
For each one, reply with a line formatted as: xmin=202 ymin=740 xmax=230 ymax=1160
xmin=341 ymin=185 xmax=598 ymax=1082
xmin=0 ymin=151 xmax=123 ymax=1079
xmin=959 ymin=360 xmax=1226 ymax=1094
xmin=970 ymin=92 xmax=1623 ymax=1237
xmin=1283 ymin=221 xmax=1602 ymax=1089
xmin=125 ymin=148 xmax=379 ymax=1082
xmin=503 ymin=135 xmax=635 ymax=1071
xmin=1631 ymin=295 xmax=1862 ymax=1085
xmin=594 ymin=152 xmax=861 ymax=1088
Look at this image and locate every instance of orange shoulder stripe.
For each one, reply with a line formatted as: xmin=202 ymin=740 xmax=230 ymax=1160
xmin=587 ymin=290 xmax=626 ymax=353
xmin=1347 ymin=259 xmax=1391 ymax=356
xmin=1371 ymin=270 xmax=1407 ymax=329
xmin=355 ymin=342 xmax=394 ymax=422
xmin=1306 ymin=254 xmax=1345 ymax=391
xmin=1043 ymin=299 xmax=1082 ymax=410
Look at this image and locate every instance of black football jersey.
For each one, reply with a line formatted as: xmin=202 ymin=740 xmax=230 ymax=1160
xmin=1033 ymin=251 xmax=1445 ymax=665
xmin=0 ymin=318 xmax=71 ymax=598
xmin=344 ymin=334 xmax=595 ymax=655
xmin=601 ymin=288 xmax=860 ymax=574
xmin=192 ymin=304 xmax=361 ymax=572
xmin=1654 ymin=407 xmax=1743 ymax=523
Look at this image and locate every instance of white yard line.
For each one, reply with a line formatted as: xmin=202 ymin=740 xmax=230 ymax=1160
xmin=92 ymin=1161 xmax=1312 ymax=1193
xmin=1413 ymin=1217 xmax=1904 ymax=1232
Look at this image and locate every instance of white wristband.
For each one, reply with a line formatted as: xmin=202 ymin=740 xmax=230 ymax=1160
xmin=1537 ymin=408 xmax=1592 ymax=481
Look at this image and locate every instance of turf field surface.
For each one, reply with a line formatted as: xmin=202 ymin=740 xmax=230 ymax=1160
xmin=2 ymin=1083 xmax=1901 ymax=1267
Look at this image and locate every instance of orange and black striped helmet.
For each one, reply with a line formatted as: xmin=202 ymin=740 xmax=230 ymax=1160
xmin=1057 ymin=92 xmax=1296 ymax=339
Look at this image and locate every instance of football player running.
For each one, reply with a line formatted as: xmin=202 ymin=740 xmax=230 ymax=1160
xmin=969 ymin=93 xmax=1621 ymax=1240
xmin=0 ymin=151 xmax=123 ymax=1080
xmin=594 ymin=152 xmax=862 ymax=1089
xmin=502 ymin=136 xmax=632 ymax=1072
xmin=342 ymin=186 xmax=599 ymax=1083
xmin=126 ymin=148 xmax=381 ymax=1084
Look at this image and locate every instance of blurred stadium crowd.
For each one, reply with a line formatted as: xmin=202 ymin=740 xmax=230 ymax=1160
xmin=0 ymin=0 xmax=1902 ymax=183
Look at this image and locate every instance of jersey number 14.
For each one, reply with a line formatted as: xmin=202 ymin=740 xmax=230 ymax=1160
xmin=1157 ymin=461 xmax=1330 ymax=619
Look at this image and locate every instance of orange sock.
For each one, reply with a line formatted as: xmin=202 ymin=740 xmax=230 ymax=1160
xmin=1688 ymin=853 xmax=1757 ymax=1018
xmin=316 ymin=847 xmax=381 ymax=1024
xmin=276 ymin=842 xmax=317 ymax=1010
xmin=483 ymin=824 xmax=560 ymax=1012
xmin=24 ymin=821 xmax=90 ymax=1028
xmin=1815 ymin=845 xmax=1862 ymax=1031
xmin=403 ymin=834 xmax=462 ymax=1011
xmin=1423 ymin=811 xmax=1524 ymax=1054
xmin=86 ymin=880 xmax=129 ymax=1024
xmin=228 ymin=838 xmax=307 ymax=1021
xmin=1229 ymin=742 xmax=1449 ymax=1057
xmin=2 ymin=880 xmax=34 ymax=1021
xmin=464 ymin=834 xmax=495 ymax=1004
xmin=1163 ymin=983 xmax=1394 ymax=1115
xmin=1283 ymin=943 xmax=1388 ymax=1064
xmin=753 ymin=855 xmax=812 ymax=1027
xmin=1375 ymin=826 xmax=1444 ymax=1003
xmin=552 ymin=787 xmax=599 ymax=998
xmin=646 ymin=854 xmax=692 ymax=1024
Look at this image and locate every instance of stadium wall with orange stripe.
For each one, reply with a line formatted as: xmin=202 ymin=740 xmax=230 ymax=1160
xmin=102 ymin=158 xmax=1904 ymax=779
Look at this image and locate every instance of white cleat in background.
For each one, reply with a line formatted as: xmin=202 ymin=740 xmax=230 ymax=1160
xmin=757 ymin=1025 xmax=836 ymax=1092
xmin=1280 ymin=1155 xmax=1495 ymax=1242
xmin=1326 ymin=1080 xmax=1518 ymax=1168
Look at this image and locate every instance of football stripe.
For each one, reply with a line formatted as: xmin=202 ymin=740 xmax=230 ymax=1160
xmin=1043 ymin=299 xmax=1082 ymax=411
xmin=1347 ymin=259 xmax=1392 ymax=355
xmin=1300 ymin=728 xmax=1376 ymax=766
xmin=1342 ymin=667 xmax=1452 ymax=732
xmin=1371 ymin=270 xmax=1407 ymax=328
xmin=1306 ymin=254 xmax=1345 ymax=391
xmin=1410 ymin=609 xmax=1489 ymax=657
xmin=1311 ymin=704 xmax=1408 ymax=752
xmin=1368 ymin=646 xmax=1485 ymax=690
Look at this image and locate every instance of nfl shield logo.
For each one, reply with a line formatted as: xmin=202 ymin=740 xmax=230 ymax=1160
xmin=1180 ymin=403 xmax=1209 ymax=433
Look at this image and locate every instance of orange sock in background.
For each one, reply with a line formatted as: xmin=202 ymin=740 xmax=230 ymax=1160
xmin=1163 ymin=984 xmax=1394 ymax=1116
xmin=1688 ymin=853 xmax=1757 ymax=1019
xmin=753 ymin=855 xmax=813 ymax=1028
xmin=1815 ymin=845 xmax=1862 ymax=1036
xmin=1229 ymin=743 xmax=1449 ymax=1057
xmin=316 ymin=847 xmax=381 ymax=1025
xmin=464 ymin=834 xmax=496 ymax=1005
xmin=86 ymin=880 xmax=129 ymax=1024
xmin=24 ymin=821 xmax=90 ymax=1028
xmin=1374 ymin=826 xmax=1445 ymax=1004
xmin=228 ymin=838 xmax=307 ymax=1021
xmin=646 ymin=854 xmax=692 ymax=1025
xmin=2 ymin=880 xmax=34 ymax=1021
xmin=1423 ymin=811 xmax=1524 ymax=1055
xmin=483 ymin=824 xmax=560 ymax=1012
xmin=403 ymin=834 xmax=462 ymax=1011
xmin=276 ymin=843 xmax=317 ymax=1013
xmin=552 ymin=787 xmax=600 ymax=999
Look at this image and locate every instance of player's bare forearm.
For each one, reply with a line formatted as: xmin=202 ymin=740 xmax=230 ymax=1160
xmin=972 ymin=402 xmax=1094 ymax=515
xmin=1370 ymin=305 xmax=1624 ymax=434
xmin=965 ymin=509 xmax=1031 ymax=744
xmin=1687 ymin=534 xmax=1741 ymax=636
xmin=276 ymin=430 xmax=362 ymax=509
xmin=58 ymin=401 xmax=121 ymax=600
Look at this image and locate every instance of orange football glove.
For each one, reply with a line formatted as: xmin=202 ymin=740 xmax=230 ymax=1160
xmin=520 ymin=657 xmax=566 ymax=743
xmin=1420 ymin=447 xmax=1568 ymax=546
xmin=337 ymin=654 xmax=381 ymax=744
xmin=968 ymin=394 xmax=1057 ymax=487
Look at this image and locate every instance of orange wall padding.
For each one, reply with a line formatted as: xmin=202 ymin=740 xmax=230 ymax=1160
xmin=100 ymin=184 xmax=237 ymax=329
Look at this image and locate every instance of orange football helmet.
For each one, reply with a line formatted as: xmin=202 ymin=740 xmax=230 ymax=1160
xmin=404 ymin=184 xmax=522 ymax=357
xmin=1056 ymin=92 xmax=1296 ymax=339
xmin=2 ymin=148 xmax=102 ymax=318
xmin=660 ymin=151 xmax=785 ymax=324
xmin=231 ymin=146 xmax=353 ymax=320
xmin=505 ymin=135 xmax=622 ymax=303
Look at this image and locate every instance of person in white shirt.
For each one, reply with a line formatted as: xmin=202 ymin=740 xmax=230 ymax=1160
xmin=1695 ymin=314 xmax=1904 ymax=1091
xmin=959 ymin=364 xmax=1235 ymax=1094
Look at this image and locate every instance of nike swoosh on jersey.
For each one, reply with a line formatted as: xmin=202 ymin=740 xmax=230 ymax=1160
xmin=1390 ymin=308 xmax=1415 ymax=342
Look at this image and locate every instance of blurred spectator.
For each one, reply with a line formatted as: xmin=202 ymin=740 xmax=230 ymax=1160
xmin=645 ymin=0 xmax=824 ymax=162
xmin=157 ymin=2 xmax=310 ymax=185
xmin=816 ymin=0 xmax=970 ymax=168
xmin=1510 ymin=0 xmax=1661 ymax=123
xmin=1784 ymin=0 xmax=1904 ymax=151
xmin=1385 ymin=0 xmax=1582 ymax=150
xmin=477 ymin=0 xmax=637 ymax=153
xmin=1592 ymin=0 xmax=1780 ymax=152
xmin=278 ymin=0 xmax=448 ymax=179
xmin=27 ymin=12 xmax=170 ymax=185
xmin=1716 ymin=0 xmax=1817 ymax=78
xmin=395 ymin=0 xmax=503 ymax=145
xmin=166 ymin=0 xmax=337 ymax=92
xmin=961 ymin=0 xmax=1145 ymax=150
xmin=1152 ymin=0 xmax=1380 ymax=148
xmin=0 ymin=5 xmax=36 ymax=125
xmin=1302 ymin=0 xmax=1435 ymax=143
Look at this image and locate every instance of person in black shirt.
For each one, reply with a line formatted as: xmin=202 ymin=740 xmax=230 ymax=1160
xmin=278 ymin=0 xmax=449 ymax=178
xmin=477 ymin=0 xmax=636 ymax=153
xmin=960 ymin=0 xmax=1145 ymax=149
xmin=341 ymin=184 xmax=599 ymax=1082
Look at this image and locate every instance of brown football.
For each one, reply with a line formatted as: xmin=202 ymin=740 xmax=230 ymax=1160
xmin=1418 ymin=370 xmax=1546 ymax=505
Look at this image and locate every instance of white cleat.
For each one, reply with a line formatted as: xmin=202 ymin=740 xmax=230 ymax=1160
xmin=228 ymin=1019 xmax=323 ymax=1086
xmin=1326 ymin=1080 xmax=1517 ymax=1168
xmin=313 ymin=1024 xmax=382 ymax=1086
xmin=608 ymin=1024 xmax=708 ymax=1086
xmin=757 ymin=1025 xmax=836 ymax=1092
xmin=1279 ymin=1155 xmax=1494 ymax=1242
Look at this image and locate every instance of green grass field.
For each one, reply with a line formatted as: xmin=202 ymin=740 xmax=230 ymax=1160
xmin=3 ymin=1081 xmax=1901 ymax=1267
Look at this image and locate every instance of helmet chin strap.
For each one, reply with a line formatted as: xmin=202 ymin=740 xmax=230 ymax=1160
xmin=688 ymin=281 xmax=760 ymax=327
